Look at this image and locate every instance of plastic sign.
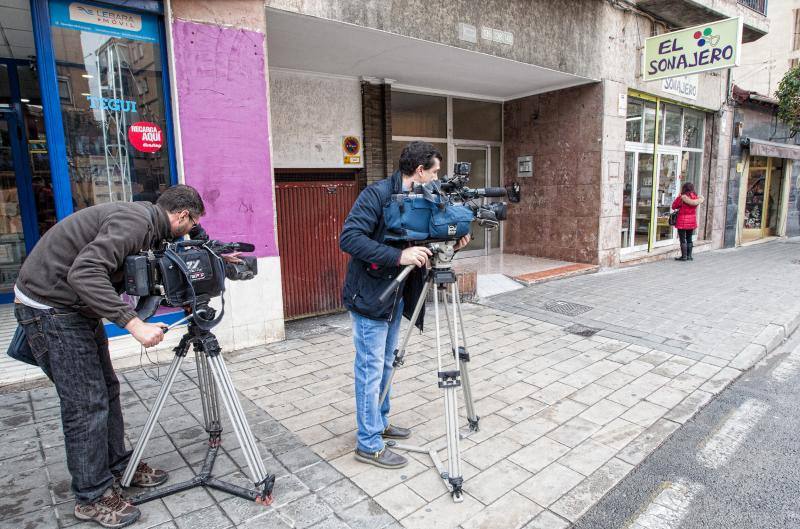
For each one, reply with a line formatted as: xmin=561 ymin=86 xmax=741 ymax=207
xmin=128 ymin=122 xmax=163 ymax=153
xmin=643 ymin=18 xmax=742 ymax=82
xmin=49 ymin=0 xmax=159 ymax=42
xmin=342 ymin=135 xmax=361 ymax=165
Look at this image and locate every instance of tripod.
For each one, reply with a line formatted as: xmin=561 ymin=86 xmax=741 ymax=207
xmin=120 ymin=306 xmax=275 ymax=505
xmin=378 ymin=241 xmax=479 ymax=502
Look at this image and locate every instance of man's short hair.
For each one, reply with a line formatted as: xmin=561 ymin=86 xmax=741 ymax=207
xmin=399 ymin=141 xmax=442 ymax=176
xmin=156 ymin=184 xmax=205 ymax=217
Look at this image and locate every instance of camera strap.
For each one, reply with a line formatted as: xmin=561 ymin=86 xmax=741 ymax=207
xmin=163 ymin=247 xmax=225 ymax=330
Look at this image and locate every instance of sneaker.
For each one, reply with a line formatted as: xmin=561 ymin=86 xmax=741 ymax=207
xmin=354 ymin=447 xmax=408 ymax=469
xmin=74 ymin=487 xmax=141 ymax=528
xmin=381 ymin=424 xmax=411 ymax=439
xmin=130 ymin=461 xmax=168 ymax=488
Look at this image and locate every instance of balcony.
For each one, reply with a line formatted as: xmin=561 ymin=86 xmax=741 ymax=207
xmin=632 ymin=0 xmax=769 ymax=43
xmin=738 ymin=0 xmax=767 ymax=16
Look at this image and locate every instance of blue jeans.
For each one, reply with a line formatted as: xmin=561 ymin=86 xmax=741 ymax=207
xmin=14 ymin=304 xmax=131 ymax=504
xmin=351 ymin=300 xmax=404 ymax=453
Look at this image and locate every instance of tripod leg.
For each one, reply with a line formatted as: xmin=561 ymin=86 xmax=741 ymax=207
xmin=205 ymin=352 xmax=272 ymax=500
xmin=121 ymin=349 xmax=187 ymax=487
xmin=196 ymin=348 xmax=221 ymax=436
xmin=378 ymin=277 xmax=432 ymax=407
xmin=452 ymin=282 xmax=479 ymax=431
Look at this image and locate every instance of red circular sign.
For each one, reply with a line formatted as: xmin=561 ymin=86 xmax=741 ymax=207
xmin=128 ymin=122 xmax=163 ymax=153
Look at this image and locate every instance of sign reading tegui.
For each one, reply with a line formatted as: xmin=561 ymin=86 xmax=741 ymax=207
xmin=643 ymin=17 xmax=742 ymax=82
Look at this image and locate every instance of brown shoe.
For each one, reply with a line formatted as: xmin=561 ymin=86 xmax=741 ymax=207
xmin=130 ymin=461 xmax=168 ymax=488
xmin=74 ymin=487 xmax=140 ymax=528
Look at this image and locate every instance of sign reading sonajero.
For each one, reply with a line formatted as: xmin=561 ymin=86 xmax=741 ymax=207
xmin=643 ymin=18 xmax=742 ymax=82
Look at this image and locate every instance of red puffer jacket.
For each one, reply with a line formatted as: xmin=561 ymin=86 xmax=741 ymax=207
xmin=671 ymin=192 xmax=699 ymax=230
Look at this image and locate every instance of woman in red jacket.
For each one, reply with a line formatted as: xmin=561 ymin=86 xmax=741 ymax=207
xmin=672 ymin=182 xmax=704 ymax=261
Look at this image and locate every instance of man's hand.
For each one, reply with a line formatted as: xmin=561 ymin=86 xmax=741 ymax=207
xmin=125 ymin=317 xmax=168 ymax=347
xmin=454 ymin=234 xmax=471 ymax=251
xmin=222 ymin=252 xmax=243 ymax=264
xmin=399 ymin=246 xmax=432 ymax=267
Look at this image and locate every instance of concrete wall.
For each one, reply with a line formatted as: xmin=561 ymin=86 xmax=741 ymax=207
xmin=733 ymin=0 xmax=800 ymax=97
xmin=169 ymin=0 xmax=284 ymax=348
xmin=503 ymin=83 xmax=604 ymax=264
xmin=269 ymin=70 xmax=363 ymax=169
xmin=265 ymin=0 xmax=606 ymax=80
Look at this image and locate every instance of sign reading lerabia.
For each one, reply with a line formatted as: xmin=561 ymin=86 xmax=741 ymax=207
xmin=643 ymin=18 xmax=742 ymax=82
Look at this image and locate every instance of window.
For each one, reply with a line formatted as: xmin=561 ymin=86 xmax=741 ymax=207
xmin=794 ymin=9 xmax=800 ymax=51
xmin=391 ymin=92 xmax=447 ymax=138
xmin=453 ymin=98 xmax=501 ymax=141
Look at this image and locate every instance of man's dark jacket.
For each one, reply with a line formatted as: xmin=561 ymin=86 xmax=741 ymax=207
xmin=16 ymin=202 xmax=172 ymax=327
xmin=340 ymin=171 xmax=426 ymax=328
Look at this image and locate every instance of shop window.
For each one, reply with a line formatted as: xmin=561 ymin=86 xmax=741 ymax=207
xmin=453 ymin=98 xmax=501 ymax=141
xmin=643 ymin=102 xmax=657 ymax=144
xmin=0 ymin=66 xmax=10 ymax=106
xmin=682 ymin=110 xmax=704 ymax=149
xmin=660 ymin=103 xmax=682 ymax=146
xmin=49 ymin=0 xmax=171 ymax=210
xmin=681 ymin=151 xmax=702 ymax=189
xmin=626 ymin=99 xmax=642 ymax=142
xmin=623 ymin=95 xmax=706 ymax=252
xmin=391 ymin=92 xmax=447 ymax=138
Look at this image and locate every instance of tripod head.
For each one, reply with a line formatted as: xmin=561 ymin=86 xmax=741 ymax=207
xmin=377 ymin=240 xmax=459 ymax=304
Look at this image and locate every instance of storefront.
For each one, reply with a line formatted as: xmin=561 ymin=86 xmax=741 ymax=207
xmin=0 ymin=0 xmax=177 ymax=329
xmin=621 ymin=92 xmax=708 ymax=253
xmin=724 ymin=85 xmax=800 ymax=247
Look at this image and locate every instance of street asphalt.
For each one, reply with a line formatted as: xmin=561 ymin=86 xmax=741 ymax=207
xmin=574 ymin=328 xmax=800 ymax=529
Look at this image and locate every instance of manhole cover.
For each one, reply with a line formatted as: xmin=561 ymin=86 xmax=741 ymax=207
xmin=544 ymin=300 xmax=593 ymax=316
xmin=565 ymin=324 xmax=600 ymax=337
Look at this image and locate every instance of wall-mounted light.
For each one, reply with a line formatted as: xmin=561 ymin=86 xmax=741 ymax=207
xmin=81 ymin=74 xmax=93 ymax=79
xmin=20 ymin=98 xmax=30 ymax=103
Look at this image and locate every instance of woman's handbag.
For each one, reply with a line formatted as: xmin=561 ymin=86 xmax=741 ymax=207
xmin=668 ymin=209 xmax=679 ymax=227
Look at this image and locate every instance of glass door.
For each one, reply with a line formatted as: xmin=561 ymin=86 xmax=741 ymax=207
xmin=0 ymin=111 xmax=30 ymax=295
xmin=455 ymin=146 xmax=489 ymax=257
xmin=654 ymin=152 xmax=680 ymax=246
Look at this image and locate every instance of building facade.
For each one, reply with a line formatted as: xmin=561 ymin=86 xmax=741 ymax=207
xmin=0 ymin=0 xmax=780 ymax=356
xmin=0 ymin=0 xmax=283 ymax=358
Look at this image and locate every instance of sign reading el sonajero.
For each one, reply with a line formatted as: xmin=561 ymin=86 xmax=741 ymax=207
xmin=643 ymin=18 xmax=742 ymax=82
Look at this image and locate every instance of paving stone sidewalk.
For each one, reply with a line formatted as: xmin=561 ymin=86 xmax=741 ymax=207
xmin=2 ymin=238 xmax=799 ymax=529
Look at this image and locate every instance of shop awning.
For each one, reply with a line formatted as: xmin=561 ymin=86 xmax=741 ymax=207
xmin=742 ymin=137 xmax=800 ymax=160
xmin=265 ymin=9 xmax=596 ymax=101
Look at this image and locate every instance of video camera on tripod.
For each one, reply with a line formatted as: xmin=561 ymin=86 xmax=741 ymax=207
xmin=123 ymin=224 xmax=258 ymax=328
xmin=383 ymin=161 xmax=521 ymax=243
xmin=119 ymin=224 xmax=277 ymax=506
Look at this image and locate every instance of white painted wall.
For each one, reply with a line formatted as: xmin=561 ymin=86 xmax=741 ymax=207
xmin=733 ymin=0 xmax=800 ymax=97
xmin=268 ymin=68 xmax=363 ymax=169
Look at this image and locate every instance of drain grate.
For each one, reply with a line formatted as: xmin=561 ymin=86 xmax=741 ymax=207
xmin=565 ymin=324 xmax=600 ymax=337
xmin=544 ymin=300 xmax=594 ymax=316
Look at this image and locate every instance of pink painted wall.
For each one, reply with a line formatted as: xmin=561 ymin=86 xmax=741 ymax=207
xmin=172 ymin=20 xmax=277 ymax=257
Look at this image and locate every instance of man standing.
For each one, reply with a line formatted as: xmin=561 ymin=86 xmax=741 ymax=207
xmin=340 ymin=142 xmax=469 ymax=469
xmin=14 ymin=185 xmax=205 ymax=528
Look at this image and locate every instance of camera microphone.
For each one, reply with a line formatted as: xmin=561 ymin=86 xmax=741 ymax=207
xmin=229 ymin=242 xmax=256 ymax=253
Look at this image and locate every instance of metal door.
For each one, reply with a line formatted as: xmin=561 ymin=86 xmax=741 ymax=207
xmin=276 ymin=179 xmax=358 ymax=319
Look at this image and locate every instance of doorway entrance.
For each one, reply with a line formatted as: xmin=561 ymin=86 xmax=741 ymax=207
xmin=0 ymin=60 xmax=56 ymax=300
xmin=455 ymin=145 xmax=502 ymax=257
xmin=741 ymin=156 xmax=785 ymax=243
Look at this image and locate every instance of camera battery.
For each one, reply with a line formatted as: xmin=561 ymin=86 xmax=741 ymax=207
xmin=124 ymin=255 xmax=151 ymax=296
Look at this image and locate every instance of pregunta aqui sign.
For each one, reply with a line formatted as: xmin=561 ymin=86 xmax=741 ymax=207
xmin=643 ymin=17 xmax=742 ymax=82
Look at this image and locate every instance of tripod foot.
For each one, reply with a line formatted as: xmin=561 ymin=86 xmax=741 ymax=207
xmin=467 ymin=416 xmax=480 ymax=432
xmin=449 ymin=476 xmax=464 ymax=502
xmin=255 ymin=475 xmax=276 ymax=506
